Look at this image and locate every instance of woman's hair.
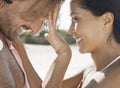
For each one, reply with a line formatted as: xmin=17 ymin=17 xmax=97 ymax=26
xmin=76 ymin=0 xmax=120 ymax=43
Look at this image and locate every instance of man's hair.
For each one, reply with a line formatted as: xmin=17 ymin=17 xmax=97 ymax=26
xmin=4 ymin=0 xmax=65 ymax=4
xmin=4 ymin=0 xmax=13 ymax=4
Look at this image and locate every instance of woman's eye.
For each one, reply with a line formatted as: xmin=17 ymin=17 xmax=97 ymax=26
xmin=72 ymin=17 xmax=79 ymax=23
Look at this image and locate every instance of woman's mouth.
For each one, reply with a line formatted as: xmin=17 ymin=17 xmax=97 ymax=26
xmin=73 ymin=35 xmax=83 ymax=45
xmin=75 ymin=37 xmax=83 ymax=45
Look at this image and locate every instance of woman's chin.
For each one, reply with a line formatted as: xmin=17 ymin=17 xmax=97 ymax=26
xmin=79 ymin=48 xmax=88 ymax=54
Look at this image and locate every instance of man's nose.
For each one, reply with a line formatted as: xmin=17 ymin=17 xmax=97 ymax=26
xmin=30 ymin=20 xmax=44 ymax=34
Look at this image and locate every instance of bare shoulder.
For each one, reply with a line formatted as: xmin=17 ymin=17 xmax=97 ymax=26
xmin=98 ymin=56 xmax=120 ymax=88
xmin=85 ymin=57 xmax=120 ymax=88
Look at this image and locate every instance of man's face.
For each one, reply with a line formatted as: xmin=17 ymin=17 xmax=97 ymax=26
xmin=0 ymin=0 xmax=54 ymax=41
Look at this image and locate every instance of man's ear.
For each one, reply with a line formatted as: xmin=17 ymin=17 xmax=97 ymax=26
xmin=102 ymin=12 xmax=114 ymax=31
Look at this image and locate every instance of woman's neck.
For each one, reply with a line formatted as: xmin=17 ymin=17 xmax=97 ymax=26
xmin=91 ymin=41 xmax=120 ymax=71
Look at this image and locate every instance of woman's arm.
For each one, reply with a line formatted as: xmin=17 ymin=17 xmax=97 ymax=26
xmin=62 ymin=72 xmax=83 ymax=88
xmin=42 ymin=4 xmax=72 ymax=88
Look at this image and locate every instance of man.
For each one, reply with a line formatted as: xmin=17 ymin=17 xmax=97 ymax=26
xmin=0 ymin=0 xmax=71 ymax=88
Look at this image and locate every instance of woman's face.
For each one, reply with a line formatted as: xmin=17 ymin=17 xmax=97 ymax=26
xmin=69 ymin=1 xmax=106 ymax=53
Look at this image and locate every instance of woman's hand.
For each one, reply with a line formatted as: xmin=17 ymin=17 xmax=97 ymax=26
xmin=45 ymin=4 xmax=71 ymax=54
xmin=42 ymin=4 xmax=72 ymax=88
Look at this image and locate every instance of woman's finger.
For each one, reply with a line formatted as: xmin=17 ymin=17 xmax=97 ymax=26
xmin=44 ymin=33 xmax=52 ymax=44
xmin=53 ymin=4 xmax=61 ymax=27
xmin=48 ymin=12 xmax=54 ymax=32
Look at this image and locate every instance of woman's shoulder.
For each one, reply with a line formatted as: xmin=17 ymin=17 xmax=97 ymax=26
xmin=95 ymin=56 xmax=120 ymax=88
xmin=102 ymin=56 xmax=120 ymax=73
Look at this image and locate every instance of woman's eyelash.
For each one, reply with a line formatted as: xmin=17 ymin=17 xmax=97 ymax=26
xmin=72 ymin=17 xmax=79 ymax=22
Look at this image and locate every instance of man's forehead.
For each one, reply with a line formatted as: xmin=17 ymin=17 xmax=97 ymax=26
xmin=19 ymin=0 xmax=57 ymax=20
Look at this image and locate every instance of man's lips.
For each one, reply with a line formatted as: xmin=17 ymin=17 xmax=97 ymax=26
xmin=21 ymin=25 xmax=30 ymax=31
xmin=15 ymin=26 xmax=31 ymax=36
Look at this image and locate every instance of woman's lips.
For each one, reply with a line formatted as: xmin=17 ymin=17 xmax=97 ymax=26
xmin=73 ymin=35 xmax=83 ymax=45
xmin=76 ymin=37 xmax=83 ymax=45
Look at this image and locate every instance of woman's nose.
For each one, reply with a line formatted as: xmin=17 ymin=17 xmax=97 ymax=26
xmin=69 ymin=22 xmax=75 ymax=34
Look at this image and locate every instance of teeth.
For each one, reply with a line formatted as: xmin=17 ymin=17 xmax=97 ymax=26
xmin=19 ymin=27 xmax=31 ymax=35
xmin=76 ymin=38 xmax=82 ymax=42
xmin=20 ymin=27 xmax=26 ymax=33
xmin=73 ymin=35 xmax=82 ymax=44
xmin=76 ymin=38 xmax=82 ymax=44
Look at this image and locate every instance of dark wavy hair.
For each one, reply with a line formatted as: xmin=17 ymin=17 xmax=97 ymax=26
xmin=76 ymin=0 xmax=120 ymax=43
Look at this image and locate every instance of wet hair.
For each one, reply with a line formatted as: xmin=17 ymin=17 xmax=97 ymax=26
xmin=75 ymin=0 xmax=120 ymax=43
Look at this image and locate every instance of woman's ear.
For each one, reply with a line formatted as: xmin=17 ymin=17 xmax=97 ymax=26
xmin=101 ymin=12 xmax=114 ymax=41
xmin=102 ymin=12 xmax=114 ymax=31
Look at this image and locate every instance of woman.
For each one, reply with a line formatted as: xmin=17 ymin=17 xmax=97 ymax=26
xmin=50 ymin=0 xmax=120 ymax=88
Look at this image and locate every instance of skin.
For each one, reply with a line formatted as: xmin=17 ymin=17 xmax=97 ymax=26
xmin=0 ymin=0 xmax=71 ymax=88
xmin=60 ymin=1 xmax=120 ymax=88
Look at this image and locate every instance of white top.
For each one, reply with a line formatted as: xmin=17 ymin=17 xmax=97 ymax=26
xmin=77 ymin=56 xmax=120 ymax=88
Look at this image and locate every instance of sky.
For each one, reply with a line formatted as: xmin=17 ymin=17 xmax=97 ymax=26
xmin=58 ymin=0 xmax=71 ymax=30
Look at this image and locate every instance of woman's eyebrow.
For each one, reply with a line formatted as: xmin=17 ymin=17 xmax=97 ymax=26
xmin=70 ymin=12 xmax=80 ymax=16
xmin=70 ymin=12 xmax=75 ymax=16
